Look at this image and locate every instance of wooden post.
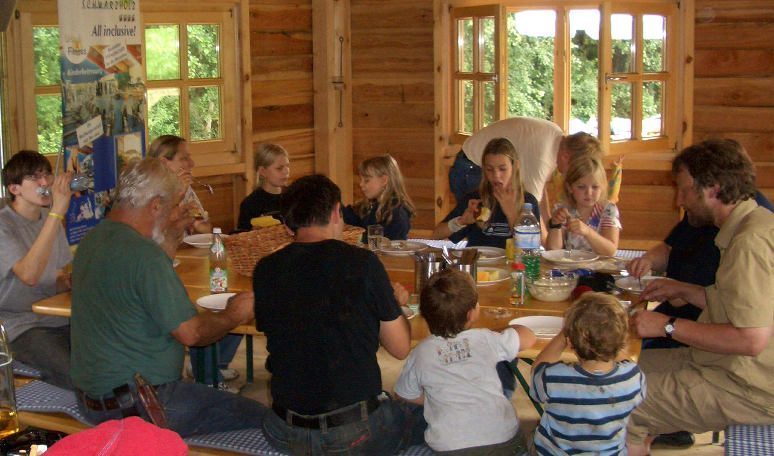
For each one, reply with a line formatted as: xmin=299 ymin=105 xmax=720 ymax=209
xmin=313 ymin=0 xmax=353 ymax=204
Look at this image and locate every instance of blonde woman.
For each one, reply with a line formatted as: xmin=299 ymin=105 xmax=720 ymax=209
xmin=237 ymin=143 xmax=290 ymax=231
xmin=343 ymin=154 xmax=416 ymax=240
xmin=433 ymin=137 xmax=540 ymax=248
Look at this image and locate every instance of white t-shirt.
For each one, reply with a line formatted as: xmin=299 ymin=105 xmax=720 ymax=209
xmin=462 ymin=117 xmax=564 ymax=199
xmin=395 ymin=328 xmax=521 ymax=451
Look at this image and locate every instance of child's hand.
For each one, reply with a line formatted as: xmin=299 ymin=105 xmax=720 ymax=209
xmin=551 ymin=206 xmax=570 ymax=225
xmin=392 ymin=282 xmax=409 ymax=307
xmin=459 ymin=199 xmax=481 ymax=225
xmin=566 ymin=218 xmax=590 ymax=237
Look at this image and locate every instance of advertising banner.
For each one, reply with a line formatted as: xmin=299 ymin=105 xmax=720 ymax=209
xmin=58 ymin=0 xmax=145 ymax=244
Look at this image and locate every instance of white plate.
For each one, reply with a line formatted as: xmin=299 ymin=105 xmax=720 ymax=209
xmin=379 ymin=240 xmax=428 ymax=256
xmin=508 ymin=316 xmax=564 ymax=338
xmin=452 ymin=246 xmax=506 ymax=263
xmin=615 ymin=276 xmax=659 ymax=295
xmin=183 ymin=233 xmax=229 ymax=249
xmin=542 ymin=249 xmax=599 ymax=265
xmin=196 ymin=292 xmax=236 ymax=311
xmin=476 ymin=267 xmax=510 ymax=286
xmin=172 ymin=258 xmax=181 ymax=268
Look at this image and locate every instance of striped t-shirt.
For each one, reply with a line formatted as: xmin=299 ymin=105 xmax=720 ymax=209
xmin=530 ymin=360 xmax=645 ymax=455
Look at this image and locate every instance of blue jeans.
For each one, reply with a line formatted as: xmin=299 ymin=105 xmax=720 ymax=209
xmin=77 ymin=380 xmax=269 ymax=437
xmin=449 ymin=150 xmax=481 ymax=203
xmin=190 ymin=333 xmax=242 ymax=383
xmin=10 ymin=325 xmax=72 ymax=390
xmin=263 ymin=396 xmax=426 ymax=455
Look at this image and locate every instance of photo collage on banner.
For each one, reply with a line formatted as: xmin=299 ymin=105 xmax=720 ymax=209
xmin=58 ymin=0 xmax=145 ymax=244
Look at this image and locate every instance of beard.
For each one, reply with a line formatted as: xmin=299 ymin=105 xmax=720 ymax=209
xmin=151 ymin=213 xmax=169 ymax=246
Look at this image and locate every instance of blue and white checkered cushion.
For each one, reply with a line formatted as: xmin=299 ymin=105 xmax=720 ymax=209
xmin=725 ymin=424 xmax=774 ymax=456
xmin=12 ymin=360 xmax=43 ymax=378
xmin=14 ymin=381 xmax=432 ymax=455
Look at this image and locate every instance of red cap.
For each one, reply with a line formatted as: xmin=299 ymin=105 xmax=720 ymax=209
xmin=511 ymin=262 xmax=526 ymax=271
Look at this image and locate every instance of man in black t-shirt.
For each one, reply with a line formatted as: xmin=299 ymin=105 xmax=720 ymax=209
xmin=254 ymin=174 xmax=423 ymax=455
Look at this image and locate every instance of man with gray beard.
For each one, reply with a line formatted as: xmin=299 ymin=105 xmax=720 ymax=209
xmin=70 ymin=157 xmax=267 ymax=436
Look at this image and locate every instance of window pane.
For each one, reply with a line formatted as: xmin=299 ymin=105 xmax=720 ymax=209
xmin=610 ymin=83 xmax=632 ymax=141
xmin=643 ymin=15 xmax=666 ymax=72
xmin=569 ymin=9 xmax=599 ymax=134
xmin=483 ymin=81 xmax=496 ymax=127
xmin=189 ymin=86 xmax=221 ymax=141
xmin=506 ymin=10 xmax=555 ymax=121
xmin=642 ymin=81 xmax=663 ymax=138
xmin=33 ymin=27 xmax=61 ymax=87
xmin=147 ymin=88 xmax=180 ymax=138
xmin=145 ymin=25 xmax=180 ymax=80
xmin=187 ymin=24 xmax=220 ymax=79
xmin=458 ymin=80 xmax=474 ymax=134
xmin=479 ymin=17 xmax=495 ymax=73
xmin=611 ymin=14 xmax=634 ymax=73
xmin=36 ymin=94 xmax=63 ymax=155
xmin=458 ymin=18 xmax=474 ymax=73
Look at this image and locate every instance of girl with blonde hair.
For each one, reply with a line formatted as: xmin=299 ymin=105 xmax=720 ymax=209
xmin=546 ymin=155 xmax=621 ymax=256
xmin=343 ymin=154 xmax=416 ymax=240
xmin=433 ymin=137 xmax=540 ymax=248
xmin=237 ymin=143 xmax=290 ymax=231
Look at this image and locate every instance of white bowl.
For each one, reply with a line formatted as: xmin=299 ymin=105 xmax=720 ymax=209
xmin=527 ymin=275 xmax=578 ymax=302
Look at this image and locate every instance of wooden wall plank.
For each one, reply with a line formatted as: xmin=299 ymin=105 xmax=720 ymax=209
xmin=353 ymin=102 xmax=435 ymax=129
xmin=351 ymin=30 xmax=434 ymax=76
xmin=351 ymin=1 xmax=433 ymax=29
xmin=694 ymin=78 xmax=774 ymax=107
xmin=695 ymin=23 xmax=774 ymax=50
xmin=696 ymin=1 xmax=774 ymax=23
xmin=692 ymin=132 xmax=774 ymax=163
xmin=249 ymin=4 xmax=312 ymax=31
xmin=694 ymin=50 xmax=774 ymax=77
xmin=251 ymin=31 xmax=313 ymax=56
xmin=694 ymin=106 xmax=774 ymax=133
xmin=252 ymin=79 xmax=314 ymax=106
xmin=352 ymin=81 xmax=435 ymax=104
xmin=620 ymin=211 xmax=679 ymax=241
xmin=251 ymin=55 xmax=313 ymax=81
xmin=252 ymin=104 xmax=314 ymax=132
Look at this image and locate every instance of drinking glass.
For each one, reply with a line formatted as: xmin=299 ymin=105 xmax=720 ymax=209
xmin=367 ymin=225 xmax=384 ymax=250
xmin=0 ymin=325 xmax=19 ymax=439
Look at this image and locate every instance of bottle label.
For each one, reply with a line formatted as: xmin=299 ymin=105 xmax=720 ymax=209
xmin=209 ymin=267 xmax=228 ymax=293
xmin=210 ymin=241 xmax=224 ymax=256
xmin=516 ymin=227 xmax=540 ymax=250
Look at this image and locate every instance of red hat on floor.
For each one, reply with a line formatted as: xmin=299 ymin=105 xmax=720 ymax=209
xmin=45 ymin=417 xmax=187 ymax=456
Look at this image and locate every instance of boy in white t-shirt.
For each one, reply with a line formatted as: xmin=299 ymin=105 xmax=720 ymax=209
xmin=395 ymin=269 xmax=537 ymax=455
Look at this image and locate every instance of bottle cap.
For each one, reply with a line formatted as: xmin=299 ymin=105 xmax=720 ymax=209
xmin=523 ymin=203 xmax=532 ymax=210
xmin=213 ymin=227 xmax=222 ymax=234
xmin=511 ymin=262 xmax=526 ymax=271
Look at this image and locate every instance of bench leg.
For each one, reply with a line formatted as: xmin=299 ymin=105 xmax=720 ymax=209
xmin=245 ymin=335 xmax=254 ymax=384
xmin=510 ymin=358 xmax=543 ymax=416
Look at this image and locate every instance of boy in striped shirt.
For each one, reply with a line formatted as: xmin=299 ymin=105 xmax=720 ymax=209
xmin=530 ymin=292 xmax=645 ymax=455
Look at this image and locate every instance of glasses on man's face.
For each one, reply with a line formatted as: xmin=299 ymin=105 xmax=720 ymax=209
xmin=23 ymin=171 xmax=53 ymax=182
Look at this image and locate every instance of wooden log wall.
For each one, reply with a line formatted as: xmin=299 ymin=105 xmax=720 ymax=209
xmin=350 ymin=0 xmax=437 ymax=229
xmin=693 ymin=0 xmax=774 ymax=202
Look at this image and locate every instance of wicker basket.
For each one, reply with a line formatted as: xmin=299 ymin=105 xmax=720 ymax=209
xmin=224 ymin=224 xmax=365 ymax=277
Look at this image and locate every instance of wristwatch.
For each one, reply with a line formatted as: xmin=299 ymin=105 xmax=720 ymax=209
xmin=664 ymin=317 xmax=677 ymax=339
xmin=548 ymin=219 xmax=563 ymax=230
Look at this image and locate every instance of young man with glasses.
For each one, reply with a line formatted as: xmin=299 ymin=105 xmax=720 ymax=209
xmin=0 ymin=150 xmax=75 ymax=389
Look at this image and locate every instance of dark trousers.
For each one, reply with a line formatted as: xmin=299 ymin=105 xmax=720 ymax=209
xmin=10 ymin=325 xmax=72 ymax=390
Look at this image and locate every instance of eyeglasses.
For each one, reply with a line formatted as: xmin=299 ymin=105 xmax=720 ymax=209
xmin=23 ymin=171 xmax=53 ymax=182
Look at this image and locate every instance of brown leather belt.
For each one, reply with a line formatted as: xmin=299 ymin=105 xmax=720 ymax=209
xmin=272 ymin=396 xmax=381 ymax=429
xmin=76 ymin=383 xmax=138 ymax=415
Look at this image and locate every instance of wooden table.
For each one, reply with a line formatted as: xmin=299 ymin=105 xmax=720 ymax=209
xmin=34 ymin=246 xmax=642 ymax=362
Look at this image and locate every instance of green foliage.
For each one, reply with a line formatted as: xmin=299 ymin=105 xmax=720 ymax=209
xmin=570 ymin=30 xmax=598 ymax=123
xmin=145 ymin=25 xmax=180 ymax=80
xmin=36 ymin=95 xmax=63 ymax=155
xmin=189 ymin=86 xmax=221 ymax=141
xmin=33 ymin=27 xmax=61 ymax=87
xmin=148 ymin=93 xmax=180 ymax=139
xmin=187 ymin=24 xmax=220 ymax=79
xmin=505 ymin=17 xmax=554 ymax=121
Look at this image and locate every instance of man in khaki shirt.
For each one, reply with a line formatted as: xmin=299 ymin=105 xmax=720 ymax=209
xmin=626 ymin=139 xmax=774 ymax=456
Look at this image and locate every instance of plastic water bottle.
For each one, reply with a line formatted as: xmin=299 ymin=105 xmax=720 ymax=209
xmin=209 ymin=228 xmax=228 ymax=293
xmin=514 ymin=203 xmax=541 ymax=281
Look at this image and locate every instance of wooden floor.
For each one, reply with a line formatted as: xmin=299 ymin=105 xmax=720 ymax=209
xmin=222 ymin=337 xmax=724 ymax=455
